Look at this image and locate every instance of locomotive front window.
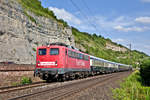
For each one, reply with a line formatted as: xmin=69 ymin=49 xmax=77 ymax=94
xmin=39 ymin=49 xmax=46 ymax=55
xmin=50 ymin=48 xmax=59 ymax=55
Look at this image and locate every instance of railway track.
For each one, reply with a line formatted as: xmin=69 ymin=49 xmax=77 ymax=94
xmin=7 ymin=71 xmax=130 ymax=100
xmin=0 ymin=81 xmax=47 ymax=94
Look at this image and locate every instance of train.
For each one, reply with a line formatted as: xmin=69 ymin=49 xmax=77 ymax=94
xmin=34 ymin=42 xmax=132 ymax=81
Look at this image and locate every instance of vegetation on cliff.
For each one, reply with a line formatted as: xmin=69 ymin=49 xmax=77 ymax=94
xmin=17 ymin=0 xmax=68 ymax=27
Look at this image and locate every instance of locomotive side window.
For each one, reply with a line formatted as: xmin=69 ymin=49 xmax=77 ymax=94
xmin=83 ymin=55 xmax=85 ymax=60
xmin=74 ymin=52 xmax=77 ymax=58
xmin=72 ymin=52 xmax=75 ymax=58
xmin=68 ymin=50 xmax=71 ymax=57
xmin=50 ymin=48 xmax=59 ymax=55
xmin=79 ymin=54 xmax=83 ymax=59
xmin=77 ymin=53 xmax=80 ymax=59
xmin=84 ymin=55 xmax=89 ymax=61
xmin=82 ymin=55 xmax=88 ymax=61
xmin=71 ymin=51 xmax=74 ymax=57
xmin=67 ymin=50 xmax=88 ymax=60
xmin=75 ymin=52 xmax=78 ymax=58
xmin=39 ymin=49 xmax=46 ymax=55
xmin=68 ymin=50 xmax=76 ymax=58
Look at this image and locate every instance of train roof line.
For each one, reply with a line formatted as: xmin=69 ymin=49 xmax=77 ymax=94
xmin=40 ymin=42 xmax=88 ymax=54
xmin=89 ymin=55 xmax=130 ymax=66
xmin=39 ymin=42 xmax=131 ymax=66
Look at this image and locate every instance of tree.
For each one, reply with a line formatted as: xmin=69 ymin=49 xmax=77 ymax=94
xmin=140 ymin=59 xmax=150 ymax=86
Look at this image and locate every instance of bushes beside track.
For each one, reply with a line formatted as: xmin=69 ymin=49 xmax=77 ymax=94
xmin=112 ymin=71 xmax=150 ymax=100
xmin=21 ymin=77 xmax=32 ymax=85
xmin=140 ymin=59 xmax=150 ymax=86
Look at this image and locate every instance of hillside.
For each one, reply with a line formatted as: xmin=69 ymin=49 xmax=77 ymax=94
xmin=0 ymin=0 xmax=149 ymax=66
xmin=72 ymin=27 xmax=149 ymax=67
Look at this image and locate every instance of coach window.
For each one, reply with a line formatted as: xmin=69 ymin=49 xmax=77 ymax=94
xmin=68 ymin=50 xmax=71 ymax=57
xmin=39 ymin=49 xmax=46 ymax=55
xmin=85 ymin=55 xmax=89 ymax=61
xmin=50 ymin=48 xmax=59 ymax=55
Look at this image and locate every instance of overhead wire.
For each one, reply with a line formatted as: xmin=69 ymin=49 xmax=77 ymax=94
xmin=80 ymin=0 xmax=110 ymax=37
xmin=70 ymin=0 xmax=100 ymax=34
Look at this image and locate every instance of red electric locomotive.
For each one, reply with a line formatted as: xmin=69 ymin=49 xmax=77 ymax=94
xmin=34 ymin=43 xmax=90 ymax=81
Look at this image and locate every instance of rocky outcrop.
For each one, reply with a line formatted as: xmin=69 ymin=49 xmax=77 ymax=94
xmin=106 ymin=42 xmax=127 ymax=52
xmin=0 ymin=0 xmax=75 ymax=64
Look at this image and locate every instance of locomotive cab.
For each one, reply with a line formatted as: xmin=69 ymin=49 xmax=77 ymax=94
xmin=36 ymin=47 xmax=59 ymax=68
xmin=34 ymin=45 xmax=66 ymax=80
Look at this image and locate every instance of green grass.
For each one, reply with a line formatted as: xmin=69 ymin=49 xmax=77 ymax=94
xmin=17 ymin=0 xmax=55 ymax=18
xmin=24 ymin=11 xmax=37 ymax=24
xmin=112 ymin=71 xmax=150 ymax=100
xmin=12 ymin=82 xmax=20 ymax=86
xmin=21 ymin=77 xmax=32 ymax=85
xmin=12 ymin=77 xmax=32 ymax=86
xmin=17 ymin=0 xmax=68 ymax=27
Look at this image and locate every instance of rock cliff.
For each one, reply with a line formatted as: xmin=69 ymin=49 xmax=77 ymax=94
xmin=106 ymin=42 xmax=127 ymax=52
xmin=0 ymin=0 xmax=75 ymax=64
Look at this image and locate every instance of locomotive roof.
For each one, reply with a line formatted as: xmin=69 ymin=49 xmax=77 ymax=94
xmin=37 ymin=43 xmax=88 ymax=55
xmin=38 ymin=42 xmax=89 ymax=53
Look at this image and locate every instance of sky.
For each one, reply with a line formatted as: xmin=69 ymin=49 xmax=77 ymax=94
xmin=40 ymin=0 xmax=150 ymax=56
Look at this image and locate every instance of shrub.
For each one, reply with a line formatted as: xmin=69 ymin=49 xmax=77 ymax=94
xmin=32 ymin=48 xmax=36 ymax=52
xmin=112 ymin=71 xmax=150 ymax=100
xmin=140 ymin=59 xmax=150 ymax=86
xmin=21 ymin=77 xmax=32 ymax=85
